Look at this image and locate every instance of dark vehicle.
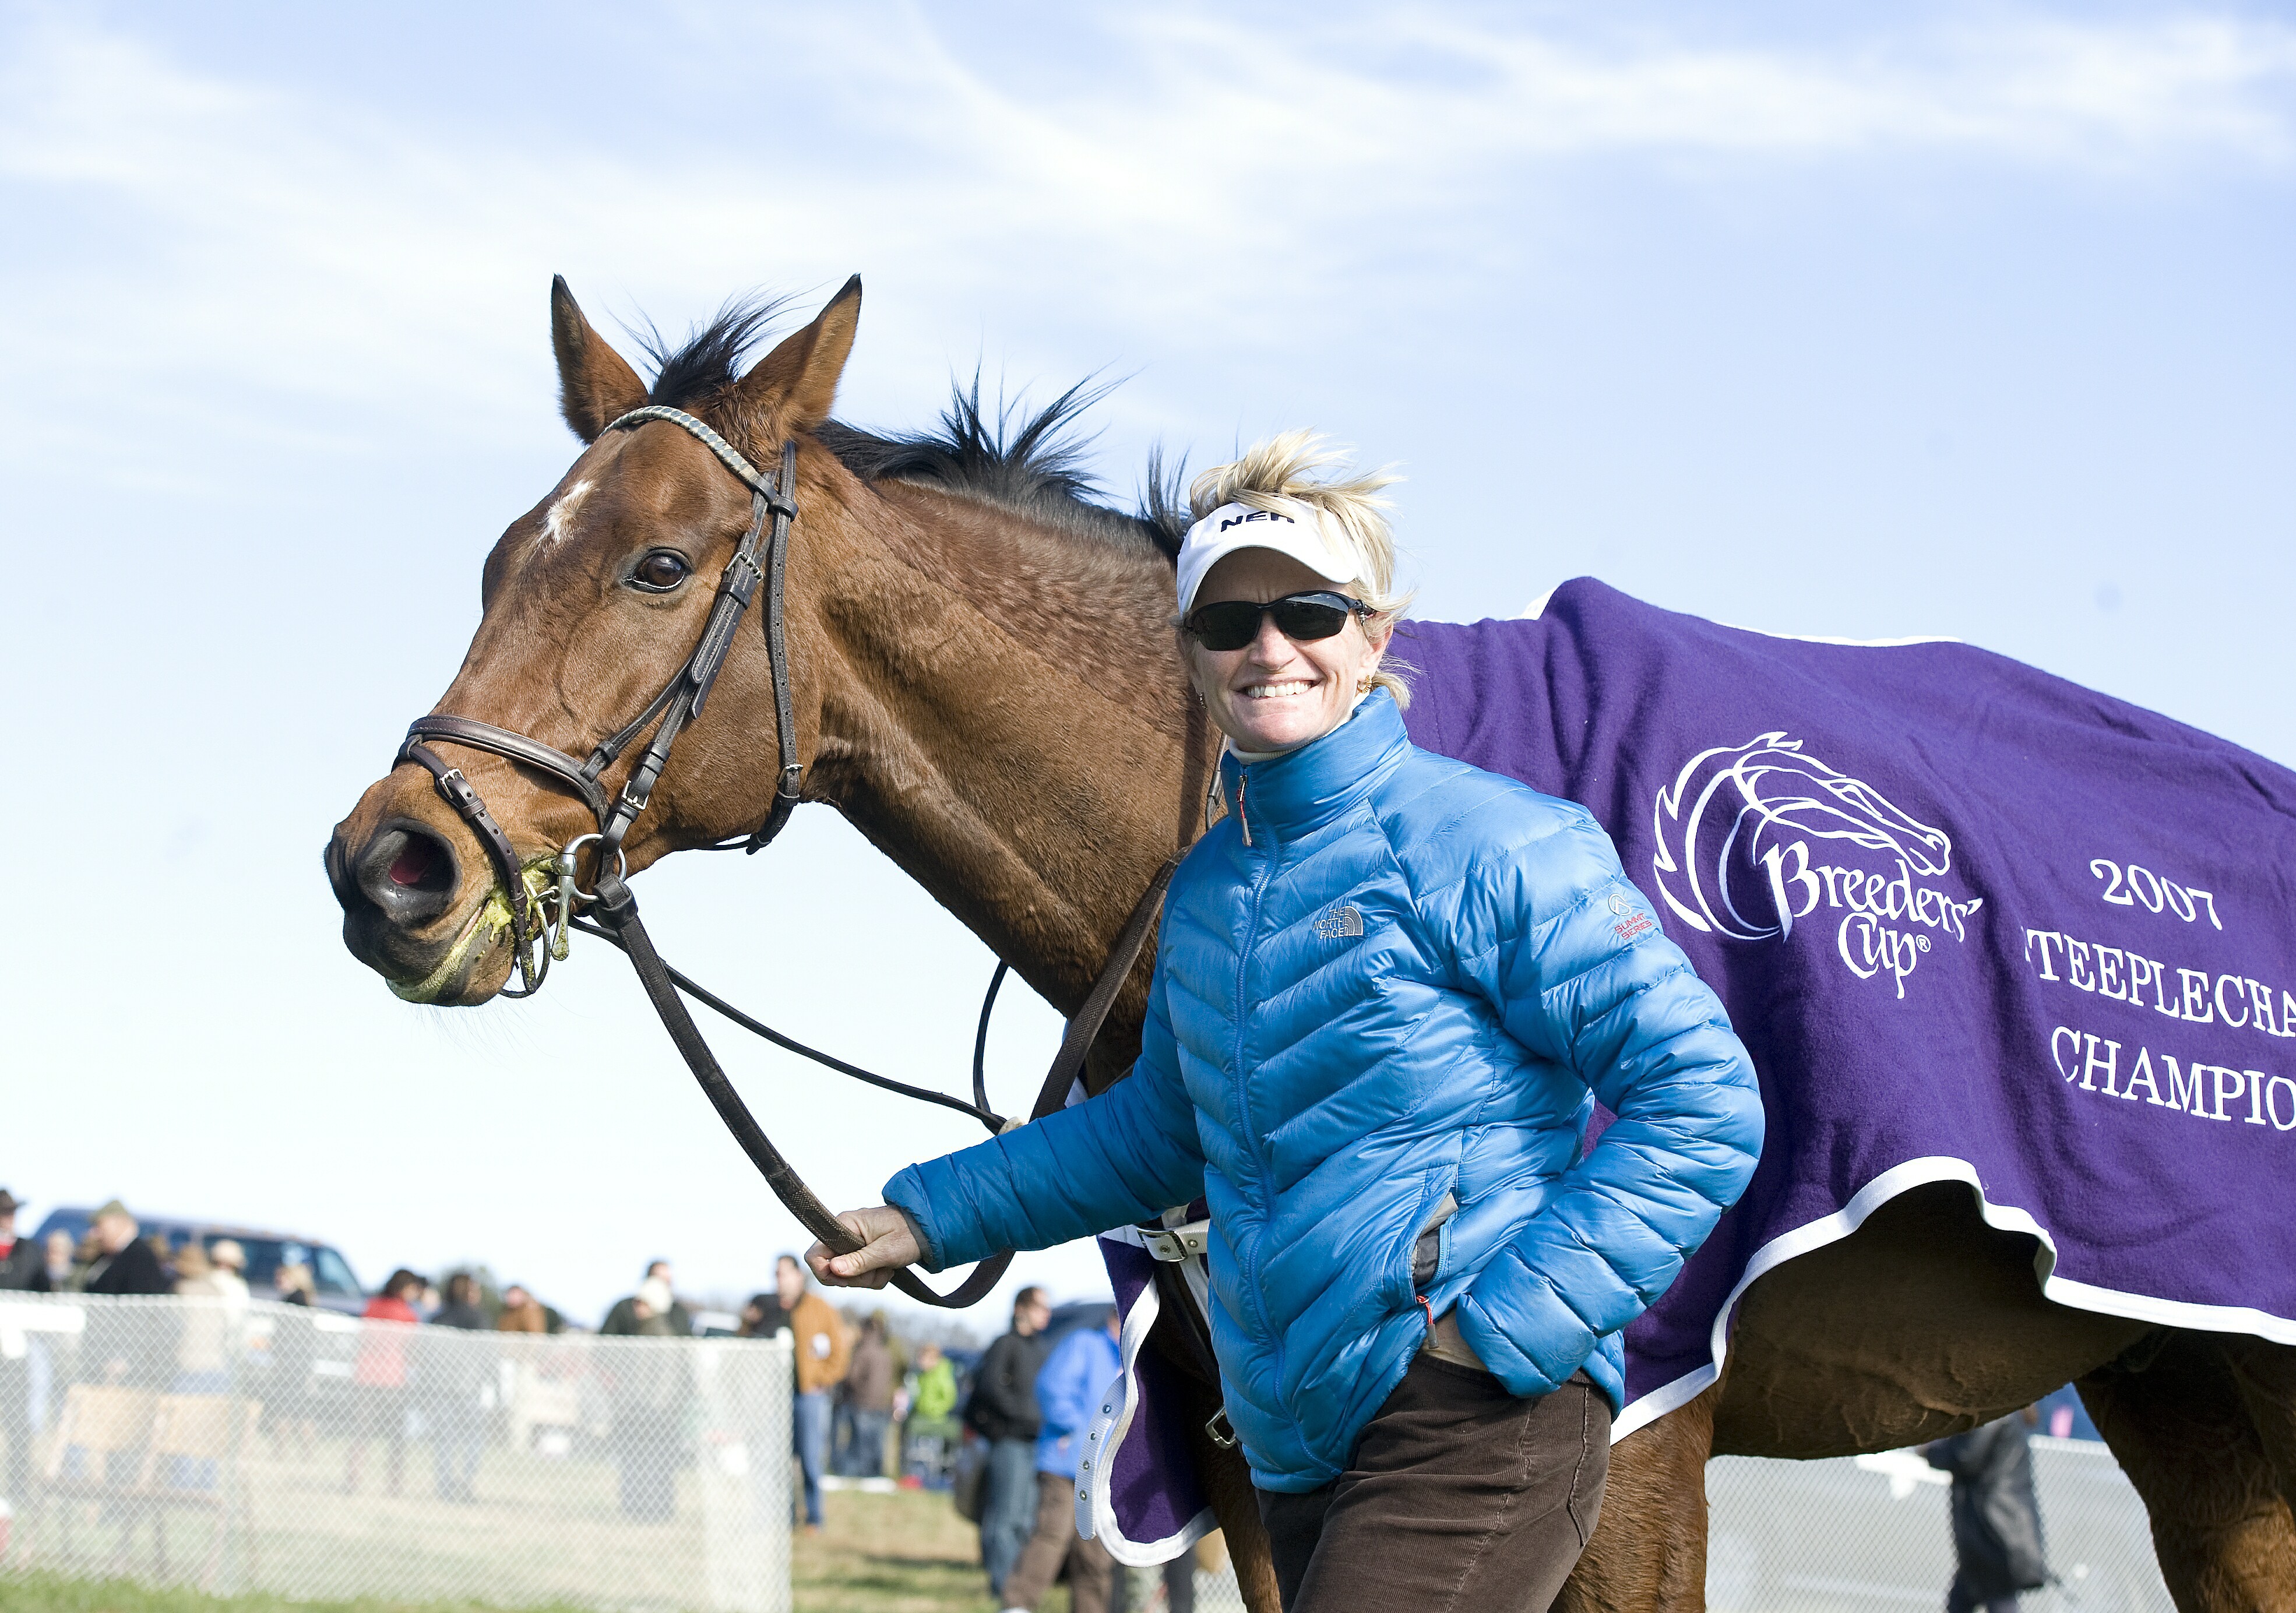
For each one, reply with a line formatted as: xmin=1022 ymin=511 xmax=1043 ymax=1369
xmin=34 ymin=1206 xmax=366 ymax=1314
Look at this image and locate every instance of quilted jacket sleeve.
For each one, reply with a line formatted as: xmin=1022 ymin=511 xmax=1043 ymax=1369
xmin=882 ymin=960 xmax=1206 ymax=1272
xmin=1444 ymin=809 xmax=1763 ymax=1398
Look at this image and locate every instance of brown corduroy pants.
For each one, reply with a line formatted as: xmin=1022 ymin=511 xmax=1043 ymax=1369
xmin=1255 ymin=1358 xmax=1608 ymax=1613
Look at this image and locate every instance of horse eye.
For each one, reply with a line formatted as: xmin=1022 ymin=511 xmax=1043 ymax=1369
xmin=632 ymin=551 xmax=691 ymax=591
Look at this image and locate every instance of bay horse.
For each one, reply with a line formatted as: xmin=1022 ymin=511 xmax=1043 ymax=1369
xmin=326 ymin=278 xmax=2296 ymax=1610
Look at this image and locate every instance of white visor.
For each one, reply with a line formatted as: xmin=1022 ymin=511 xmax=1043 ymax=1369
xmin=1177 ymin=501 xmax=1356 ymax=617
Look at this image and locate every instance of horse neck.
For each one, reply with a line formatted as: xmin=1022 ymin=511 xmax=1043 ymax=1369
xmin=804 ymin=480 xmax=1210 ymax=1021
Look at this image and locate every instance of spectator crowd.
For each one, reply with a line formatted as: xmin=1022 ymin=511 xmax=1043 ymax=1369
xmin=0 ymin=1188 xmax=1209 ymax=1609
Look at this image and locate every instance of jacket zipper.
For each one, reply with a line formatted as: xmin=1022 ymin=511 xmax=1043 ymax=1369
xmin=1235 ymin=770 xmax=1251 ymax=847
xmin=1231 ymin=806 xmax=1284 ymax=1414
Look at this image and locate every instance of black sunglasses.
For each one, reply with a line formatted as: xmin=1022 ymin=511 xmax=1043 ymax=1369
xmin=1184 ymin=590 xmax=1371 ymax=653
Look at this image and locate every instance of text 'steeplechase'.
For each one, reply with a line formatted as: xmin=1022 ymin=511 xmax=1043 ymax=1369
xmin=2026 ymin=904 xmax=2296 ymax=1131
xmin=1649 ymin=729 xmax=2296 ymax=1137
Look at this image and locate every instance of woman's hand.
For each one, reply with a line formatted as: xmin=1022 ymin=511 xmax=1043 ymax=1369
xmin=805 ymin=1205 xmax=924 ymax=1290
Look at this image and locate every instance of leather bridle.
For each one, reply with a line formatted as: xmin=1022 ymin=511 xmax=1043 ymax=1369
xmin=392 ymin=404 xmax=1177 ymax=1308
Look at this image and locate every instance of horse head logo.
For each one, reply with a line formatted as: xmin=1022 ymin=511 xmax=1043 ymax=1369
xmin=1652 ymin=732 xmax=1952 ymax=941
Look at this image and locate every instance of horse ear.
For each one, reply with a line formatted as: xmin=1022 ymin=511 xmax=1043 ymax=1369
xmin=736 ymin=276 xmax=861 ymax=432
xmin=551 ymin=276 xmax=649 ymax=443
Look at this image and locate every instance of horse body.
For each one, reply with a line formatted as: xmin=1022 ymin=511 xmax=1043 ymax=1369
xmin=328 ymin=280 xmax=2296 ymax=1611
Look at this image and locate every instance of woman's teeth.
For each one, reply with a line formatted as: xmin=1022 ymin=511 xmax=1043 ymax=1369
xmin=1242 ymin=680 xmax=1316 ymax=700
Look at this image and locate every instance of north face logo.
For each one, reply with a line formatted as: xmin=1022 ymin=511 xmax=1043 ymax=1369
xmin=1315 ymin=904 xmax=1364 ymax=939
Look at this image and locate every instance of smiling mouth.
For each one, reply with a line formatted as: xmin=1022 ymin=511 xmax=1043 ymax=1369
xmin=1241 ymin=679 xmax=1319 ymax=700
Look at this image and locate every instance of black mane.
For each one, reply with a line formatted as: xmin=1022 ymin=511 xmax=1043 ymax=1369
xmin=633 ymin=293 xmax=794 ymax=415
xmin=633 ymin=298 xmax=1185 ymax=561
xmin=822 ymin=377 xmax=1186 ymax=559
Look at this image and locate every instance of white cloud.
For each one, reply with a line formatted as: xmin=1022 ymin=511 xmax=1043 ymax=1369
xmin=1 ymin=5 xmax=2288 ymax=457
xmin=1361 ymin=15 xmax=2296 ymax=160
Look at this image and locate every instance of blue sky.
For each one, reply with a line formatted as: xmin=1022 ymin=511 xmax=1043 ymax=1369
xmin=2 ymin=2 xmax=2290 ymax=1326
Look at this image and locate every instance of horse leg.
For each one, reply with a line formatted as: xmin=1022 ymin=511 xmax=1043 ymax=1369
xmin=2221 ymin=1336 xmax=2296 ymax=1520
xmin=2079 ymin=1331 xmax=2296 ymax=1611
xmin=1186 ymin=1416 xmax=1283 ymax=1613
xmin=1552 ymin=1385 xmax=1715 ymax=1613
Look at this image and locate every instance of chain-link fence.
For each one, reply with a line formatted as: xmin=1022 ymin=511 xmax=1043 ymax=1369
xmin=1 ymin=1292 xmax=2177 ymax=1613
xmin=0 ymin=1293 xmax=791 ymax=1612
xmin=1705 ymin=1440 xmax=2170 ymax=1613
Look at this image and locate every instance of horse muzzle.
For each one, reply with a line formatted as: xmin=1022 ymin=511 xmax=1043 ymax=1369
xmin=328 ymin=805 xmax=521 ymax=1006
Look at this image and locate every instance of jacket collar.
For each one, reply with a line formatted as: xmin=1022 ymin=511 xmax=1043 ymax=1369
xmin=1218 ymin=691 xmax=1411 ymax=846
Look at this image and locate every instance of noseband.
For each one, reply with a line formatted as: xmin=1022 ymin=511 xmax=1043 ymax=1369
xmin=393 ymin=406 xmax=1175 ymax=1308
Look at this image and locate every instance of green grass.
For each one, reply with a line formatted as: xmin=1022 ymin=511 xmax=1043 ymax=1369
xmin=1 ymin=1491 xmax=1047 ymax=1613
xmin=0 ymin=1568 xmax=596 ymax=1613
xmin=791 ymin=1488 xmax=1006 ymax=1613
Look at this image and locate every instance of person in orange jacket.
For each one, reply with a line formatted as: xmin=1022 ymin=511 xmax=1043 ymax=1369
xmin=768 ymin=1253 xmax=849 ymax=1529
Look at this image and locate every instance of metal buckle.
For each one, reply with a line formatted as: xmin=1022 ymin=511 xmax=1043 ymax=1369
xmin=1205 ymin=1408 xmax=1238 ymax=1450
xmin=428 ymin=767 xmax=487 ymax=817
xmin=720 ymin=552 xmax=763 ymax=601
xmin=1140 ymin=1220 xmax=1208 ymax=1263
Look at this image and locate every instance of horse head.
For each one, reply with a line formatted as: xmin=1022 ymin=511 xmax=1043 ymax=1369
xmin=325 ymin=277 xmax=865 ymax=1005
xmin=327 ymin=276 xmax=1197 ymax=1019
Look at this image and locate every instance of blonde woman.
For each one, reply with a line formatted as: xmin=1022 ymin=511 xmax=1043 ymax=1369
xmin=814 ymin=436 xmax=1762 ymax=1612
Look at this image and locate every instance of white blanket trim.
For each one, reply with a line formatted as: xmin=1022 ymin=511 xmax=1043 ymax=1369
xmin=1074 ymin=1234 xmax=1220 ymax=1566
xmin=1612 ymin=1153 xmax=2296 ymax=1443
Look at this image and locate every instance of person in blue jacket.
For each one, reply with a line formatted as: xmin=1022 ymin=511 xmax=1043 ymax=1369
xmin=810 ymin=433 xmax=1764 ymax=1612
xmin=995 ymin=1307 xmax=1123 ymax=1613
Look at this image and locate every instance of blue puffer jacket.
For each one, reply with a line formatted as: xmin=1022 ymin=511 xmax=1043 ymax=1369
xmin=886 ymin=693 xmax=1762 ymax=1492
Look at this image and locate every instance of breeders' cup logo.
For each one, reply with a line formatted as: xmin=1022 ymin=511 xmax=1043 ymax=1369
xmin=1651 ymin=732 xmax=1980 ymax=999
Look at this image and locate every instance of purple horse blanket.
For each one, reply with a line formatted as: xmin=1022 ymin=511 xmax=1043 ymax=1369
xmin=1083 ymin=576 xmax=2296 ymax=1561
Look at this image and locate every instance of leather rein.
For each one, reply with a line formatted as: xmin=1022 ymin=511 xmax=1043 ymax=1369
xmin=395 ymin=405 xmax=1178 ymax=1308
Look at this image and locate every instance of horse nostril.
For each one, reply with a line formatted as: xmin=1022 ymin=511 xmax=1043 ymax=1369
xmin=354 ymin=820 xmax=461 ymax=927
xmin=389 ymin=839 xmax=441 ymax=887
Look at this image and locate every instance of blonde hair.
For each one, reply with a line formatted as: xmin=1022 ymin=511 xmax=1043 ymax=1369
xmin=1186 ymin=431 xmax=1414 ymax=708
